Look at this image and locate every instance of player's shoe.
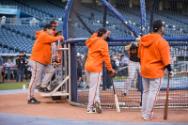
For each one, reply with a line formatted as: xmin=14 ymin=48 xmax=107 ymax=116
xmin=87 ymin=108 xmax=96 ymax=114
xmin=122 ymin=92 xmax=127 ymax=96
xmin=28 ymin=97 xmax=40 ymax=104
xmin=142 ymin=112 xmax=153 ymax=121
xmin=94 ymin=101 xmax=102 ymax=113
xmin=38 ymin=87 xmax=50 ymax=93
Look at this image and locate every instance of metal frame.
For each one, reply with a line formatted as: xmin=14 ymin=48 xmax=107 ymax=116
xmin=63 ymin=0 xmax=73 ymax=40
xmin=40 ymin=46 xmax=71 ymax=99
xmin=100 ymin=0 xmax=139 ymax=37
xmin=61 ymin=0 xmax=188 ymax=104
xmin=149 ymin=0 xmax=159 ymax=32
xmin=140 ymin=0 xmax=147 ymax=35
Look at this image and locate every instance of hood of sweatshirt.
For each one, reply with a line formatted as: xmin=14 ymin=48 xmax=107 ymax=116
xmin=140 ymin=33 xmax=162 ymax=47
xmin=35 ymin=30 xmax=44 ymax=39
xmin=85 ymin=33 xmax=99 ymax=48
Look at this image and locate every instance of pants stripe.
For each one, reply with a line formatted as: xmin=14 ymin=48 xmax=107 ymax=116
xmin=151 ymin=78 xmax=162 ymax=112
xmin=29 ymin=62 xmax=37 ymax=99
xmin=92 ymin=73 xmax=101 ymax=106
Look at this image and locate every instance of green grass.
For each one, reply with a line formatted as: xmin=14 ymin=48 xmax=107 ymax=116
xmin=114 ymin=76 xmax=127 ymax=80
xmin=0 ymin=82 xmax=28 ymax=90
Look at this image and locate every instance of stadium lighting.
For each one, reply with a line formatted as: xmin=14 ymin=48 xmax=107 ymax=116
xmin=124 ymin=21 xmax=128 ymax=24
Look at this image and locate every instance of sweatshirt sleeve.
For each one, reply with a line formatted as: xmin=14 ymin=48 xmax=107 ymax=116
xmin=100 ymin=41 xmax=113 ymax=71
xmin=42 ymin=33 xmax=63 ymax=44
xmin=159 ymin=40 xmax=171 ymax=66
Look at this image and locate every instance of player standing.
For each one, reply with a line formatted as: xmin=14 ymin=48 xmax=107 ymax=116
xmin=123 ymin=42 xmax=140 ymax=96
xmin=28 ymin=24 xmax=64 ymax=104
xmin=138 ymin=20 xmax=173 ymax=120
xmin=85 ymin=28 xmax=116 ymax=113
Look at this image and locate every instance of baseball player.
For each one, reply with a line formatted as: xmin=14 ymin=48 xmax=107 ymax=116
xmin=28 ymin=24 xmax=64 ymax=104
xmin=123 ymin=42 xmax=140 ymax=96
xmin=50 ymin=20 xmax=62 ymax=65
xmin=38 ymin=21 xmax=62 ymax=92
xmin=85 ymin=28 xmax=116 ymax=113
xmin=138 ymin=20 xmax=173 ymax=120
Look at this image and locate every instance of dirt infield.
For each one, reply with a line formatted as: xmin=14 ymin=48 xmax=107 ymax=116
xmin=78 ymin=89 xmax=188 ymax=108
xmin=0 ymin=93 xmax=188 ymax=122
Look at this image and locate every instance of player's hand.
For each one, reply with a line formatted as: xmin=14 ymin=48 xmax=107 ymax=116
xmin=106 ymin=31 xmax=111 ymax=37
xmin=58 ymin=36 xmax=64 ymax=42
xmin=107 ymin=69 xmax=116 ymax=78
xmin=52 ymin=62 xmax=60 ymax=68
xmin=169 ymin=71 xmax=174 ymax=78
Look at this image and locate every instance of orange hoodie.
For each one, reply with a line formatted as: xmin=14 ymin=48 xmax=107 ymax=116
xmin=30 ymin=30 xmax=62 ymax=65
xmin=138 ymin=33 xmax=170 ymax=78
xmin=85 ymin=33 xmax=113 ymax=73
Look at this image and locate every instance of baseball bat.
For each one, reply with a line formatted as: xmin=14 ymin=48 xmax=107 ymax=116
xmin=163 ymin=73 xmax=170 ymax=120
xmin=117 ymin=66 xmax=128 ymax=72
xmin=111 ymin=78 xmax=120 ymax=112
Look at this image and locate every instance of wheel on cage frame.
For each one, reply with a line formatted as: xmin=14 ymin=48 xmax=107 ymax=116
xmin=51 ymin=96 xmax=62 ymax=100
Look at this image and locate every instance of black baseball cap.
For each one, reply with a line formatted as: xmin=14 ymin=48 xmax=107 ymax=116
xmin=43 ymin=24 xmax=53 ymax=30
xmin=97 ymin=28 xmax=107 ymax=37
xmin=152 ymin=20 xmax=165 ymax=32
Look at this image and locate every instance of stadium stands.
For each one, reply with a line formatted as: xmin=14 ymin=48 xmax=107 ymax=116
xmin=0 ymin=46 xmax=14 ymax=53
xmin=0 ymin=0 xmax=187 ymax=54
xmin=0 ymin=0 xmax=51 ymax=19
xmin=2 ymin=24 xmax=40 ymax=39
xmin=15 ymin=0 xmax=64 ymax=18
xmin=0 ymin=27 xmax=33 ymax=53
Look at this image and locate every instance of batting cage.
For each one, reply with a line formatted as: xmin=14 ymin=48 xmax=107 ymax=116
xmin=62 ymin=0 xmax=188 ymax=111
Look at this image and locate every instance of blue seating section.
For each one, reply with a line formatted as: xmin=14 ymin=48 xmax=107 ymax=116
xmin=0 ymin=1 xmax=187 ymax=54
xmin=16 ymin=0 xmax=64 ymax=18
xmin=2 ymin=25 xmax=40 ymax=39
xmin=0 ymin=28 xmax=33 ymax=53
xmin=0 ymin=47 xmax=14 ymax=53
xmin=0 ymin=0 xmax=51 ymax=19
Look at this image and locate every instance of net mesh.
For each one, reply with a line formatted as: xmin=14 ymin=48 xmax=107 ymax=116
xmin=67 ymin=0 xmax=188 ymax=110
xmin=68 ymin=0 xmax=137 ymax=39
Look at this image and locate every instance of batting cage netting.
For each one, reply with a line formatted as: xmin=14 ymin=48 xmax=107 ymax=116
xmin=63 ymin=0 xmax=188 ymax=111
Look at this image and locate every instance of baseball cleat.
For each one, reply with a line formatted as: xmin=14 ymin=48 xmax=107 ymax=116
xmin=28 ymin=97 xmax=40 ymax=104
xmin=87 ymin=108 xmax=96 ymax=114
xmin=94 ymin=101 xmax=102 ymax=113
xmin=122 ymin=92 xmax=127 ymax=96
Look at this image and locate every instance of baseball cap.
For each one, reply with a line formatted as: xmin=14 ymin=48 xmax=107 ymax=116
xmin=97 ymin=28 xmax=107 ymax=37
xmin=50 ymin=20 xmax=58 ymax=27
xmin=152 ymin=20 xmax=165 ymax=32
xmin=43 ymin=24 xmax=53 ymax=30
